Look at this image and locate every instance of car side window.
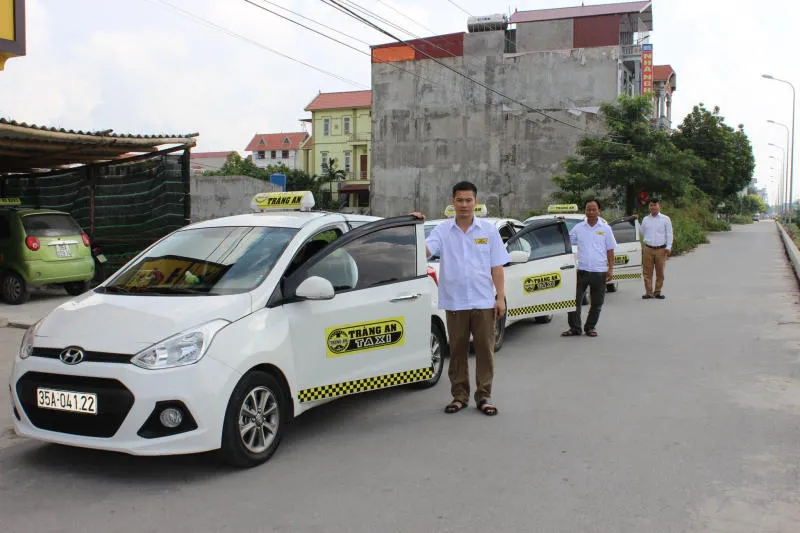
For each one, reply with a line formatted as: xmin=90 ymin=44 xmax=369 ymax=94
xmin=304 ymin=225 xmax=417 ymax=292
xmin=611 ymin=219 xmax=637 ymax=243
xmin=0 ymin=216 xmax=10 ymax=239
xmin=508 ymin=225 xmax=570 ymax=260
xmin=498 ymin=223 xmax=515 ymax=243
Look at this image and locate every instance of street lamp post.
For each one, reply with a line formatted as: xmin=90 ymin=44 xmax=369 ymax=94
xmin=763 ymin=75 xmax=796 ymax=227
xmin=767 ymin=120 xmax=790 ymax=215
xmin=768 ymin=143 xmax=786 ymax=213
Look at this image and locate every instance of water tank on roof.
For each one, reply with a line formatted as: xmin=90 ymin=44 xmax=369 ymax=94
xmin=467 ymin=14 xmax=508 ymax=33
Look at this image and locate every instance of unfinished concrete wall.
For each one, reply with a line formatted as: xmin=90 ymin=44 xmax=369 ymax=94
xmin=371 ymin=31 xmax=612 ymax=219
xmin=190 ymin=175 xmax=279 ymax=222
xmin=515 ymin=20 xmax=573 ymax=52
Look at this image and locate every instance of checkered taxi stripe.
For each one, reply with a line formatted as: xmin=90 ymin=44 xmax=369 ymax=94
xmin=508 ymin=299 xmax=576 ymax=318
xmin=611 ymin=272 xmax=642 ymax=280
xmin=298 ymin=367 xmax=434 ymax=403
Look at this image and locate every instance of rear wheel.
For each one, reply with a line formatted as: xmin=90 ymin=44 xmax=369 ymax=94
xmin=64 ymin=281 xmax=90 ymax=296
xmin=2 ymin=271 xmax=29 ymax=305
xmin=220 ymin=371 xmax=285 ymax=468
xmin=606 ymin=282 xmax=618 ymax=293
xmin=414 ymin=323 xmax=446 ymax=389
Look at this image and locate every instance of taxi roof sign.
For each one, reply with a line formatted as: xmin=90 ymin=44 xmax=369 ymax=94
xmin=251 ymin=191 xmax=315 ymax=212
xmin=444 ymin=204 xmax=488 ymax=218
xmin=0 ymin=198 xmax=21 ymax=206
xmin=547 ymin=203 xmax=579 ymax=214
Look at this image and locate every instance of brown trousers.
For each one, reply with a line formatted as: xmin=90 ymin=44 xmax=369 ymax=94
xmin=445 ymin=309 xmax=495 ymax=404
xmin=642 ymin=246 xmax=667 ymax=295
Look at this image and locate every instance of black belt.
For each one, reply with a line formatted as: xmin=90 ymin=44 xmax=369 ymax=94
xmin=645 ymin=244 xmax=666 ymax=249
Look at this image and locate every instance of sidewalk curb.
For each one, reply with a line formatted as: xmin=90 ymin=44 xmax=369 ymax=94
xmin=777 ymin=221 xmax=800 ymax=284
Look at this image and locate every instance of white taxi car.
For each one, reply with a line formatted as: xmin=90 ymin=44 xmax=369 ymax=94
xmin=525 ymin=204 xmax=643 ymax=292
xmin=425 ymin=205 xmax=578 ymax=351
xmin=8 ymin=192 xmax=445 ymax=468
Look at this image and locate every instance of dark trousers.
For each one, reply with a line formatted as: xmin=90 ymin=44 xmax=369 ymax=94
xmin=445 ymin=309 xmax=495 ymax=404
xmin=567 ymin=270 xmax=607 ymax=332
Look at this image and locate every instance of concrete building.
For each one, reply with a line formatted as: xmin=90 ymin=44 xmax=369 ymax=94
xmin=303 ymin=90 xmax=372 ymax=210
xmin=370 ymin=1 xmax=663 ymax=218
xmin=244 ymin=132 xmax=308 ymax=170
xmin=189 ymin=151 xmax=234 ymax=175
xmin=653 ymin=64 xmax=677 ymax=130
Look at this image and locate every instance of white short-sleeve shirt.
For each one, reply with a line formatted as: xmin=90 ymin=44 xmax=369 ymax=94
xmin=569 ymin=219 xmax=617 ymax=272
xmin=426 ymin=217 xmax=510 ymax=311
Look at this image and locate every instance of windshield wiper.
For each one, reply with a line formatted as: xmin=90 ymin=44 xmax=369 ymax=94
xmin=138 ymin=286 xmax=209 ymax=295
xmin=99 ymin=286 xmax=130 ymax=294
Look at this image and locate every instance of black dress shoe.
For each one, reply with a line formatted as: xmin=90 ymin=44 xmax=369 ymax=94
xmin=654 ymin=294 xmax=665 ymax=299
xmin=642 ymin=294 xmax=652 ymax=299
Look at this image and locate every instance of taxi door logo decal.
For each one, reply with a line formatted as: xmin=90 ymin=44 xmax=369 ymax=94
xmin=474 ymin=238 xmax=488 ymax=244
xmin=325 ymin=317 xmax=405 ymax=357
xmin=614 ymin=254 xmax=630 ymax=265
xmin=523 ymin=272 xmax=561 ymax=294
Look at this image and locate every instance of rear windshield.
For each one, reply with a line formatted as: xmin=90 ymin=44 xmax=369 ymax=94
xmin=22 ymin=214 xmax=83 ymax=237
xmin=103 ymin=226 xmax=297 ymax=296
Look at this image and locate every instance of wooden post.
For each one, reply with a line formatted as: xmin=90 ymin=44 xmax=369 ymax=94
xmin=182 ymin=148 xmax=191 ymax=225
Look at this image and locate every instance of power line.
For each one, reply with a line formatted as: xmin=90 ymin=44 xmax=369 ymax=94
xmin=375 ymin=0 xmax=437 ymax=36
xmin=243 ymin=0 xmax=448 ymax=90
xmin=444 ymin=0 xmax=472 ymax=17
xmin=252 ymin=0 xmax=373 ymax=46
xmin=147 ymin=0 xmax=367 ymax=88
xmin=322 ymin=0 xmax=586 ymax=131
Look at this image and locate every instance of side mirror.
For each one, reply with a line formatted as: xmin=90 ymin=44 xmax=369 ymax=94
xmin=508 ymin=250 xmax=529 ymax=264
xmin=296 ymin=276 xmax=335 ymax=300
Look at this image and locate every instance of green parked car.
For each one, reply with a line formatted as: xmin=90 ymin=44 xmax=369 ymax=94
xmin=0 ymin=206 xmax=95 ymax=304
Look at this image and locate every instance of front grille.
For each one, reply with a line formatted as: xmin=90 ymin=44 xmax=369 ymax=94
xmin=31 ymin=347 xmax=132 ymax=364
xmin=16 ymin=372 xmax=135 ymax=438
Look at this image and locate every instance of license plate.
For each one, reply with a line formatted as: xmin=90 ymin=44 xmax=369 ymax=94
xmin=55 ymin=244 xmax=72 ymax=258
xmin=36 ymin=387 xmax=97 ymax=414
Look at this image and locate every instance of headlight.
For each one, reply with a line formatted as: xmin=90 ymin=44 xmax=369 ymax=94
xmin=131 ymin=320 xmax=229 ymax=370
xmin=19 ymin=321 xmax=40 ymax=359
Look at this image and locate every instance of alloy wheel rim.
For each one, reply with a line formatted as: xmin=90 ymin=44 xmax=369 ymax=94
xmin=430 ymin=333 xmax=442 ymax=377
xmin=238 ymin=386 xmax=279 ymax=454
xmin=5 ymin=277 xmax=20 ymax=299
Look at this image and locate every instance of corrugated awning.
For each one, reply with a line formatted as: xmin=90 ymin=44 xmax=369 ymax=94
xmin=338 ymin=184 xmax=369 ymax=192
xmin=0 ymin=118 xmax=198 ymax=175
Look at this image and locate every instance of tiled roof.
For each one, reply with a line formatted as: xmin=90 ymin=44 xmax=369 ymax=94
xmin=510 ymin=1 xmax=651 ymax=23
xmin=654 ymin=65 xmax=675 ymax=82
xmin=191 ymin=151 xmax=235 ymax=159
xmin=300 ymin=136 xmax=314 ymax=150
xmin=305 ymin=90 xmax=372 ymax=111
xmin=245 ymin=132 xmax=309 ymax=152
xmin=0 ymin=117 xmax=197 ymax=139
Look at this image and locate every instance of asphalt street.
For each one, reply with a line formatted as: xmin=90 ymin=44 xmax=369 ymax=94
xmin=1 ymin=221 xmax=799 ymax=533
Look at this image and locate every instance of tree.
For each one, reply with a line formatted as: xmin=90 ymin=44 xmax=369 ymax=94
xmin=207 ymin=152 xmax=267 ymax=179
xmin=740 ymin=194 xmax=767 ymax=214
xmin=672 ymin=104 xmax=755 ymax=206
xmin=552 ymin=95 xmax=700 ymax=215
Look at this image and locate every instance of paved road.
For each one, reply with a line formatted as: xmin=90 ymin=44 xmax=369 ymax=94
xmin=1 ymin=222 xmax=798 ymax=533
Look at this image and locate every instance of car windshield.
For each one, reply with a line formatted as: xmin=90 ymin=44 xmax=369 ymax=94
xmin=22 ymin=214 xmax=83 ymax=237
xmin=103 ymin=226 xmax=297 ymax=296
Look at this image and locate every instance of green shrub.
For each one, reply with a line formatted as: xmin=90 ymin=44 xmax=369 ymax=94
xmin=670 ymin=210 xmax=708 ymax=255
xmin=730 ymin=214 xmax=753 ymax=225
xmin=705 ymin=219 xmax=731 ymax=232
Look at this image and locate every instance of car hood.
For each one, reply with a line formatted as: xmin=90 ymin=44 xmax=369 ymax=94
xmin=34 ymin=291 xmax=252 ymax=353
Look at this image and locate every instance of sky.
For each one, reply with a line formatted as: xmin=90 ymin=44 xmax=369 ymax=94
xmin=1 ymin=0 xmax=798 ymax=205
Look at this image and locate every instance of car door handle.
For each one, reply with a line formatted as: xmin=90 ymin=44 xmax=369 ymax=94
xmin=390 ymin=293 xmax=422 ymax=302
xmin=560 ymin=264 xmax=575 ymax=270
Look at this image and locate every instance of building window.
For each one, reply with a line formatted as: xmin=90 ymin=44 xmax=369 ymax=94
xmin=257 ymin=151 xmax=265 ymax=159
xmin=323 ymin=118 xmax=330 ymax=136
xmin=344 ymin=151 xmax=351 ymax=172
xmin=270 ymin=150 xmax=276 ymax=159
xmin=343 ymin=117 xmax=351 ymax=134
xmin=282 ymin=150 xmax=289 ymax=159
xmin=321 ymin=151 xmax=329 ymax=172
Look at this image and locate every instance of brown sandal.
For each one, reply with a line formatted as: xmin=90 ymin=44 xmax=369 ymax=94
xmin=477 ymin=399 xmax=498 ymax=416
xmin=444 ymin=400 xmax=467 ymax=414
xmin=561 ymin=329 xmax=581 ymax=337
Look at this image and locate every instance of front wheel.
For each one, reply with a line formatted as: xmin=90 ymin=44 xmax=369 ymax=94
xmin=414 ymin=323 xmax=447 ymax=389
xmin=534 ymin=314 xmax=553 ymax=324
xmin=494 ymin=313 xmax=506 ymax=352
xmin=64 ymin=281 xmax=90 ymax=296
xmin=606 ymin=282 xmax=618 ymax=293
xmin=220 ymin=371 xmax=285 ymax=468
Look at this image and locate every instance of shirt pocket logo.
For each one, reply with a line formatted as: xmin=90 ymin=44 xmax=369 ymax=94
xmin=596 ymin=231 xmax=604 ymax=236
xmin=474 ymin=238 xmax=488 ymax=244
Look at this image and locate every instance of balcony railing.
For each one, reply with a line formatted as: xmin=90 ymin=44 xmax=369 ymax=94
xmin=346 ymin=133 xmax=371 ymax=144
xmin=621 ymin=45 xmax=641 ymax=60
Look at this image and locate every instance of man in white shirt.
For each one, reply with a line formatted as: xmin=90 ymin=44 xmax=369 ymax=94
xmin=639 ymin=198 xmax=673 ymax=300
xmin=561 ymin=199 xmax=617 ymax=338
xmin=420 ymin=182 xmax=510 ymax=416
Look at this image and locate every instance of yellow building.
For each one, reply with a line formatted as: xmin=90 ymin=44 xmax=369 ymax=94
xmin=0 ymin=0 xmax=26 ymax=70
xmin=303 ymin=90 xmax=371 ymax=210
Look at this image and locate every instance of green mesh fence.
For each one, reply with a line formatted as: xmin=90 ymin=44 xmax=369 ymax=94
xmin=5 ymin=153 xmax=188 ymax=278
